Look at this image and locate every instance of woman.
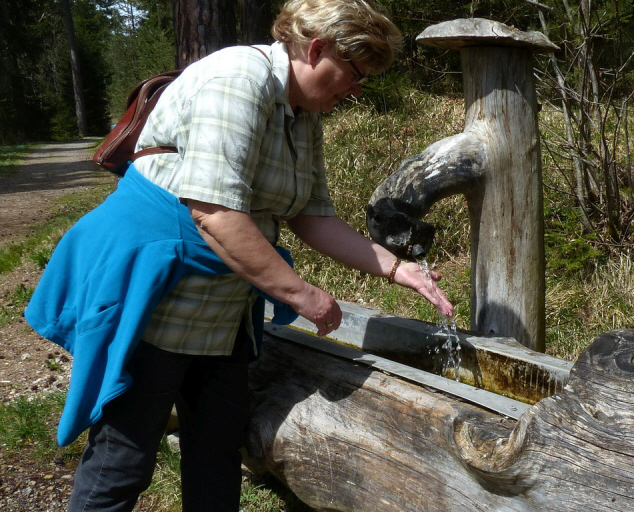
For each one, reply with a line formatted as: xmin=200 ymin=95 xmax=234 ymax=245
xmin=35 ymin=0 xmax=453 ymax=510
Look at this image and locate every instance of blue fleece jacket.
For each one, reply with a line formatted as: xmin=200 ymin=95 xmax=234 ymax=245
xmin=25 ymin=165 xmax=296 ymax=446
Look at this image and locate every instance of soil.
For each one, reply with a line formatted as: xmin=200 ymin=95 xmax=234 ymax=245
xmin=0 ymin=140 xmax=117 ymax=511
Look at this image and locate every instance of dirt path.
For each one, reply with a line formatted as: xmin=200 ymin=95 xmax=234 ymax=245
xmin=0 ymin=139 xmax=115 ymax=402
xmin=0 ymin=139 xmax=113 ymax=246
xmin=0 ymin=140 xmax=116 ymax=511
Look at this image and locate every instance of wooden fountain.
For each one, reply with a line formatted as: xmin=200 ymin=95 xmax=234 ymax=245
xmin=366 ymin=19 xmax=559 ymax=352
xmin=243 ymin=19 xmax=634 ymax=512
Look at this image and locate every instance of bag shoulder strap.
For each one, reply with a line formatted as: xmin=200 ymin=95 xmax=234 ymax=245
xmin=250 ymin=45 xmax=271 ymax=64
xmin=132 ymin=46 xmax=272 ymax=163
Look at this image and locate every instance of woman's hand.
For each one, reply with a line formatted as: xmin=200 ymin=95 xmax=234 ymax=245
xmin=392 ymin=261 xmax=454 ymax=318
xmin=190 ymin=202 xmax=342 ymax=336
xmin=290 ymin=282 xmax=342 ymax=337
xmin=287 ymin=214 xmax=454 ymax=318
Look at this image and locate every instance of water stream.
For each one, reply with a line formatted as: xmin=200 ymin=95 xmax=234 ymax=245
xmin=417 ymin=258 xmax=462 ymax=381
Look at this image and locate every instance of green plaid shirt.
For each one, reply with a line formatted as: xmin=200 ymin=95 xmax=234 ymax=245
xmin=134 ymin=42 xmax=335 ymax=355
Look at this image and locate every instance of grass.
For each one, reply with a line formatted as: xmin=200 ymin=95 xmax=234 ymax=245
xmin=0 ymin=284 xmax=34 ymax=328
xmin=0 ymin=392 xmax=86 ymax=463
xmin=0 ymin=392 xmax=312 ymax=512
xmin=1 ymin=84 xmax=633 ymax=509
xmin=0 ymin=185 xmax=115 ymax=275
xmin=0 ymin=143 xmax=36 ymax=178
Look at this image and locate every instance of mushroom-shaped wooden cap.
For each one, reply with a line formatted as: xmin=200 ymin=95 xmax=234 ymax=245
xmin=417 ymin=18 xmax=558 ymax=53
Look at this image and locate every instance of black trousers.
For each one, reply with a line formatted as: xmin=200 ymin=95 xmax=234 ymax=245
xmin=67 ymin=331 xmax=250 ymax=512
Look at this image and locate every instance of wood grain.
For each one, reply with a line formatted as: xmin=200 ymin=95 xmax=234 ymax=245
xmin=246 ymin=329 xmax=634 ymax=511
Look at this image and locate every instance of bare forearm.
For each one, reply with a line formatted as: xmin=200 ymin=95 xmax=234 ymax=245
xmin=188 ymin=201 xmax=343 ymax=333
xmin=287 ymin=214 xmax=454 ymax=317
xmin=190 ymin=203 xmax=302 ymax=301
xmin=287 ymin=215 xmax=396 ymax=276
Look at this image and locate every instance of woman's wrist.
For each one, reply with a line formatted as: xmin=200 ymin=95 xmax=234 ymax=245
xmin=387 ymin=258 xmax=402 ymax=284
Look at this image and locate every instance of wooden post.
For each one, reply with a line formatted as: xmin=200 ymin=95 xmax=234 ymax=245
xmin=366 ymin=19 xmax=558 ymax=352
xmin=246 ymin=327 xmax=634 ymax=511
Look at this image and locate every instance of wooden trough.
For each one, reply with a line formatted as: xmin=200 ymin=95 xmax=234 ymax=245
xmin=245 ymin=302 xmax=634 ymax=511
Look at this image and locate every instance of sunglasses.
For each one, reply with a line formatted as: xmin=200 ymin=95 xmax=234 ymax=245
xmin=348 ymin=60 xmax=368 ymax=85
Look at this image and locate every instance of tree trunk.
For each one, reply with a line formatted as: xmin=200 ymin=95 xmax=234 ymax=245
xmin=59 ymin=0 xmax=86 ymax=137
xmin=240 ymin=0 xmax=272 ymax=44
xmin=246 ymin=327 xmax=634 ymax=511
xmin=174 ymin=0 xmax=237 ymax=68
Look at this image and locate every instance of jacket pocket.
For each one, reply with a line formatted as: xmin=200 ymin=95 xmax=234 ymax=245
xmin=76 ymin=302 xmax=120 ymax=335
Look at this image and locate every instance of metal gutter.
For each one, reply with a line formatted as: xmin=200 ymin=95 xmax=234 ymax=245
xmin=264 ymin=322 xmax=531 ymax=420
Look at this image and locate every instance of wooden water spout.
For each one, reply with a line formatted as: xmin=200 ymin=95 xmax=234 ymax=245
xmin=245 ymin=307 xmax=634 ymax=512
xmin=366 ymin=19 xmax=558 ymax=352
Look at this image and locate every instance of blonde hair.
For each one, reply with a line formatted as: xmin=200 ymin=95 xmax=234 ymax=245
xmin=272 ymin=0 xmax=402 ymax=74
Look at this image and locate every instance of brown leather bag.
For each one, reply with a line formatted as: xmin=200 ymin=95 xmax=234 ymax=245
xmin=92 ymin=70 xmax=181 ymax=176
xmin=94 ymin=47 xmax=270 ymax=176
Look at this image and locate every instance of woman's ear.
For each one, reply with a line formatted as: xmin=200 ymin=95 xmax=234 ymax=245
xmin=307 ymin=38 xmax=328 ymax=68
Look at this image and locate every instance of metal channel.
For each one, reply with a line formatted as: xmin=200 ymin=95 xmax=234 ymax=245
xmin=265 ymin=323 xmax=531 ymax=420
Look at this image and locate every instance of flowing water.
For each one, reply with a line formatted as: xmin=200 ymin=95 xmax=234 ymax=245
xmin=417 ymin=258 xmax=462 ymax=381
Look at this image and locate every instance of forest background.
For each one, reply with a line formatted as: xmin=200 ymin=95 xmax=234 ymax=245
xmin=1 ymin=0 xmax=634 ymax=358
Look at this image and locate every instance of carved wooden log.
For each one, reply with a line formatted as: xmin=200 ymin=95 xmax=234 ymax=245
xmin=366 ymin=19 xmax=559 ymax=352
xmin=246 ymin=328 xmax=634 ymax=511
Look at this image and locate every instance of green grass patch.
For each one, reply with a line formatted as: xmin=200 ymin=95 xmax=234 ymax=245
xmin=0 ymin=392 xmax=85 ymax=463
xmin=0 ymin=143 xmax=37 ymax=178
xmin=0 ymin=284 xmax=34 ymax=328
xmin=0 ymin=182 xmax=115 ymax=275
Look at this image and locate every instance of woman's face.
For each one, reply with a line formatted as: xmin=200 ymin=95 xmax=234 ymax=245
xmin=292 ymin=40 xmax=367 ymax=113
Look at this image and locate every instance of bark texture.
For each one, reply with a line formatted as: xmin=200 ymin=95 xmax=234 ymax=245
xmin=174 ymin=0 xmax=237 ymax=67
xmin=246 ymin=329 xmax=634 ymax=511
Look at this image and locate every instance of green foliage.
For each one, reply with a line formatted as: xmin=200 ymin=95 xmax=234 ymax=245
xmin=544 ymin=205 xmax=604 ymax=278
xmin=50 ymin=103 xmax=80 ymax=141
xmin=0 ymin=0 xmax=56 ymax=142
xmin=536 ymin=1 xmax=634 ymax=244
xmin=0 ymin=0 xmax=115 ymax=142
xmin=72 ymin=0 xmax=115 ymax=135
xmin=106 ymin=0 xmax=176 ymax=121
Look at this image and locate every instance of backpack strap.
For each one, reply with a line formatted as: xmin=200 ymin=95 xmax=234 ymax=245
xmin=132 ymin=146 xmax=179 ymax=160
